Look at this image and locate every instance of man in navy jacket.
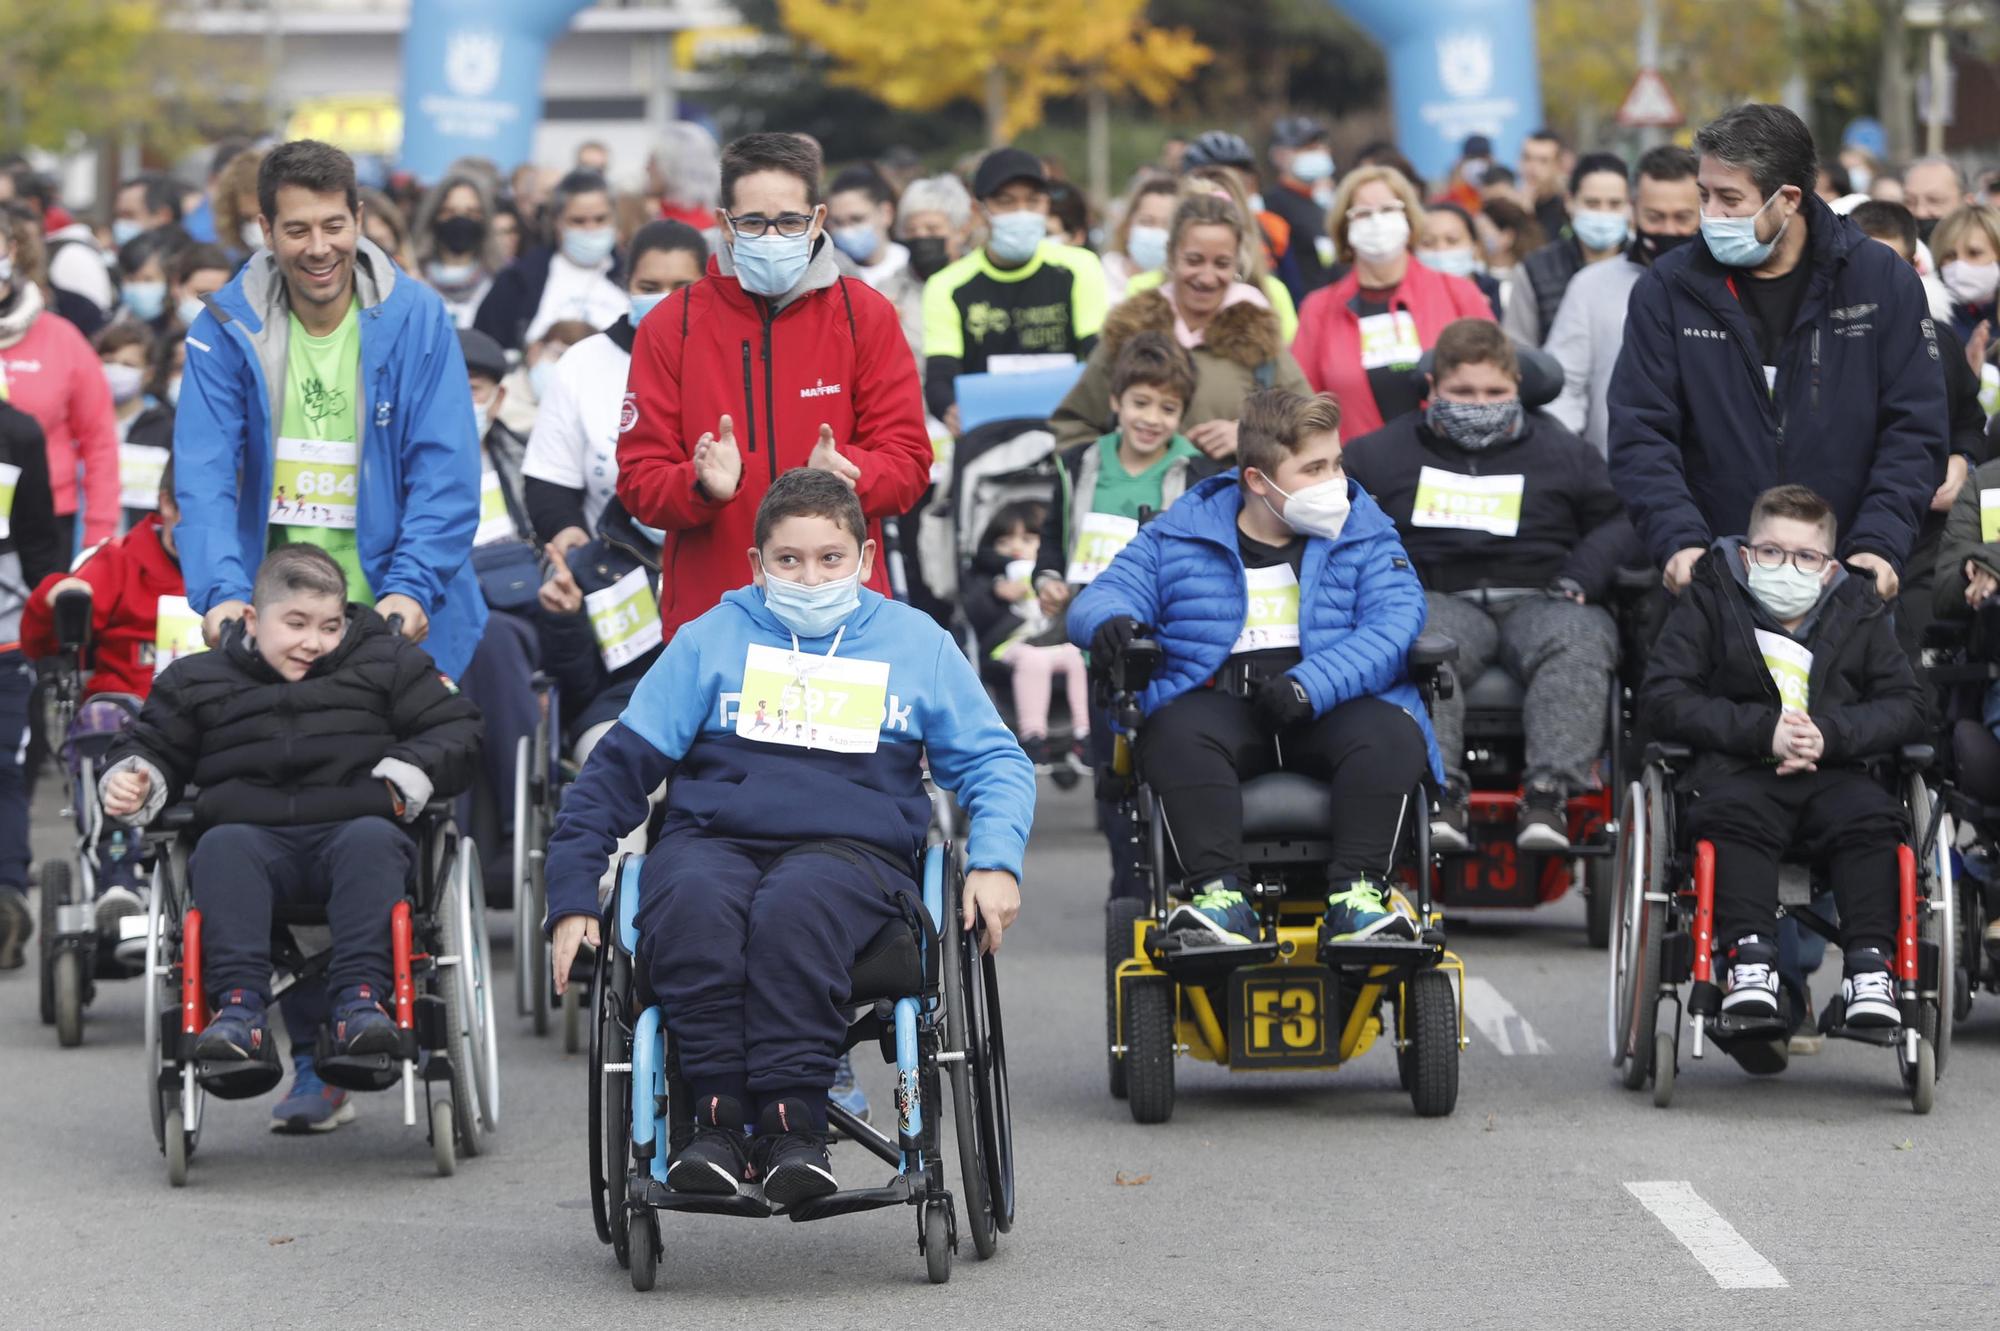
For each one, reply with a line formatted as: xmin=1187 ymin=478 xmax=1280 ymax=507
xmin=1608 ymin=103 xmax=1946 ymax=601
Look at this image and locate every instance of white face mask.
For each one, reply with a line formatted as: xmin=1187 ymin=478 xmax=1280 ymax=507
xmin=1941 ymin=259 xmax=2000 ymax=306
xmin=241 ymin=220 xmax=263 ymax=252
xmin=1260 ymin=474 xmax=1350 ymax=541
xmin=1745 ymin=561 xmax=1824 ymax=620
xmin=1348 ymin=211 xmax=1410 ymax=263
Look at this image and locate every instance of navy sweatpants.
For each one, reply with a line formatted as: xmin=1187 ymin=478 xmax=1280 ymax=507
xmin=636 ymin=832 xmax=908 ymax=1127
xmin=190 ymin=818 xmax=414 ymax=1002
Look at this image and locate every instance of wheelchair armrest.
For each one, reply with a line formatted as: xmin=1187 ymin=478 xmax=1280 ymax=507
xmin=53 ymin=587 xmax=93 ymax=653
xmin=1924 ymin=619 xmax=1969 ymax=651
xmin=1409 ymin=632 xmax=1458 ymax=668
xmin=1898 ymin=744 xmax=1936 ymax=773
xmin=1612 ymin=565 xmax=1660 ymax=599
xmin=156 ymin=804 xmax=197 ymax=832
xmin=1644 ymin=741 xmax=1694 ymax=768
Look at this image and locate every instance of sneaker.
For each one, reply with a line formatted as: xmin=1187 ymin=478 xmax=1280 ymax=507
xmin=754 ymin=1098 xmax=838 ymax=1209
xmin=1842 ymin=954 xmax=1900 ymax=1029
xmin=1720 ymin=936 xmax=1780 ymax=1021
xmin=1069 ymin=735 xmax=1091 ymax=770
xmin=0 ymin=886 xmax=28 ymax=970
xmin=1430 ymin=786 xmax=1470 ymax=854
xmin=1323 ymin=877 xmax=1418 ymax=942
xmin=94 ymin=885 xmax=144 ymax=934
xmin=829 ymin=1051 xmax=870 ymax=1124
xmin=195 ymin=990 xmax=272 ymax=1061
xmin=1020 ymin=735 xmax=1051 ymax=771
xmin=330 ymin=985 xmax=400 ymax=1058
xmin=1984 ymin=916 xmax=2000 ymax=960
xmin=1166 ymin=878 xmax=1260 ymax=946
xmin=270 ymin=1054 xmax=356 ymax=1134
xmin=667 ymin=1093 xmax=752 ymax=1195
xmin=1516 ymin=781 xmax=1570 ymax=852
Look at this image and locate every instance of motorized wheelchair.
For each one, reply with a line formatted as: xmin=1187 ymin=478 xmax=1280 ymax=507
xmin=143 ymin=800 xmax=500 ymax=1184
xmin=1100 ymin=637 xmax=1466 ymax=1124
xmin=587 ymin=789 xmax=1013 ymax=1290
xmin=1608 ymin=742 xmax=1953 ymax=1113
xmin=514 ymin=670 xmax=589 ymax=1049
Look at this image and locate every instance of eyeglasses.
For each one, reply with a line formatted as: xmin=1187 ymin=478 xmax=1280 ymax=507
xmin=725 ymin=211 xmax=816 ymax=240
xmin=1346 ymin=202 xmax=1406 ymax=223
xmin=1747 ymin=542 xmax=1830 ymax=574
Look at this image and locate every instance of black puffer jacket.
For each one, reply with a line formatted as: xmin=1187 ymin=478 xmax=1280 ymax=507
xmin=107 ymin=606 xmax=483 ymax=827
xmin=1638 ymin=540 xmax=1924 ymax=790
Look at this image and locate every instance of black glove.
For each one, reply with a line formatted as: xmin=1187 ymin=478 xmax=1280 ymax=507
xmin=1254 ymin=674 xmax=1315 ymax=730
xmin=1091 ymin=615 xmax=1144 ymax=661
xmin=1545 ymin=575 xmax=1587 ymax=604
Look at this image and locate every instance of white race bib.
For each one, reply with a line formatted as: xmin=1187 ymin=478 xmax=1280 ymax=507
xmin=736 ymin=642 xmax=892 ymax=754
xmin=1064 ymin=511 xmax=1139 ymax=585
xmin=584 ymin=566 xmax=662 ymax=671
xmin=119 ymin=443 xmax=170 ymax=511
xmin=271 ymin=436 xmax=358 ymax=529
xmin=1357 ymin=310 xmax=1422 ymax=371
xmin=153 ymin=595 xmax=207 ymax=680
xmin=1754 ymin=629 xmax=1812 ymax=713
xmin=474 ymin=469 xmax=517 ymax=547
xmin=1980 ymin=487 xmax=2000 ymax=543
xmin=0 ymin=461 xmax=18 ymax=541
xmin=1231 ymin=563 xmax=1301 ymax=655
xmin=1410 ymin=466 xmax=1525 ymax=538
xmin=987 ymin=352 xmax=1078 ymax=376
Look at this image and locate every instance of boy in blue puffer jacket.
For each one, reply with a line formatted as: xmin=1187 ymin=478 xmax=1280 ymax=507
xmin=541 ymin=469 xmax=1034 ymax=1209
xmin=1070 ymin=388 xmax=1443 ymax=945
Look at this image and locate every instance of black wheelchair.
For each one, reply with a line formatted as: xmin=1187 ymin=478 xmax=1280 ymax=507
xmin=1101 ymin=637 xmax=1465 ymax=1124
xmin=514 ymin=671 xmax=592 ymax=1048
xmin=143 ymin=801 xmax=500 ymax=1184
xmin=587 ymin=791 xmax=1013 ymax=1288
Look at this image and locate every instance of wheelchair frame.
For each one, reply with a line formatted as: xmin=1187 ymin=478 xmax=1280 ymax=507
xmin=1916 ymin=615 xmax=2000 ymax=1031
xmin=515 ymin=671 xmax=586 ymax=1049
xmin=142 ymin=802 xmax=501 ymax=1184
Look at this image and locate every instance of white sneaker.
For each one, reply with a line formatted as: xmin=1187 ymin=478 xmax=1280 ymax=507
xmin=1841 ymin=969 xmax=1900 ymax=1029
xmin=1720 ymin=940 xmax=1779 ymax=1020
xmin=94 ymin=885 xmax=144 ymax=933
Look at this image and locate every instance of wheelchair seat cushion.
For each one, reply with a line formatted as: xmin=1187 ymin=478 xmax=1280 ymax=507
xmin=1240 ymin=771 xmax=1336 ymax=840
xmin=1463 ymin=665 xmax=1525 ymax=711
xmin=847 ymin=917 xmax=924 ymax=1003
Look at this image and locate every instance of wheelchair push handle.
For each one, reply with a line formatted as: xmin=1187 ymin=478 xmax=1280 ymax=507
xmin=53 ymin=586 xmax=93 ymax=654
xmin=1111 ymin=637 xmax=1162 ymax=692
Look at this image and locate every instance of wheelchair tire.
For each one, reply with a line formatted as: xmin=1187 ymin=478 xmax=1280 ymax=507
xmin=443 ymin=842 xmax=494 ymax=1157
xmin=628 ymin=1208 xmax=659 ymax=1293
xmin=1901 ymin=1005 xmax=1939 ymax=1115
xmin=53 ymin=948 xmax=84 ymax=1048
xmin=589 ymin=943 xmax=632 ymax=1251
xmin=164 ymin=1106 xmax=188 ymax=1188
xmin=1125 ymin=978 xmax=1176 ymax=1125
xmin=977 ymin=949 xmax=1016 ymax=1235
xmin=1405 ymin=968 xmax=1458 ymax=1118
xmin=1954 ymin=877 xmax=1981 ymax=1024
xmin=923 ymin=1200 xmax=952 ymax=1285
xmin=432 ymin=1098 xmax=456 ymax=1177
xmin=943 ymin=908 xmax=996 ymax=1260
xmin=143 ymin=869 xmax=169 ymax=1152
xmin=1584 ymin=853 xmax=1614 ymax=951
xmin=1611 ymin=779 xmax=1665 ymax=1090
xmin=1105 ymin=897 xmax=1146 ymax=1100
xmin=37 ymin=859 xmax=67 ymax=1026
xmin=1909 ymin=778 xmax=1954 ymax=1078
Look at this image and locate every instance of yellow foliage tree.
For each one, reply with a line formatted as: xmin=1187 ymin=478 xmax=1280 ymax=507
xmin=776 ymin=0 xmax=1211 ymax=141
xmin=1538 ymin=0 xmax=1796 ymax=138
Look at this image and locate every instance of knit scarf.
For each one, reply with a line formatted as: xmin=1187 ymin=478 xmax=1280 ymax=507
xmin=0 ymin=281 xmax=43 ymax=350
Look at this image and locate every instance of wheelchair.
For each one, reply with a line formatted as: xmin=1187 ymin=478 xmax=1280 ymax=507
xmin=587 ymin=790 xmax=1013 ymax=1289
xmin=514 ymin=671 xmax=588 ymax=1049
xmin=1608 ymin=742 xmax=1953 ymax=1113
xmin=1101 ymin=638 xmax=1466 ymax=1124
xmin=142 ymin=801 xmax=501 ymax=1184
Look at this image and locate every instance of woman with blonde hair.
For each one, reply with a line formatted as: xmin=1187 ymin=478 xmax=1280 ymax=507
xmin=1124 ymin=169 xmax=1298 ymax=341
xmin=214 ymin=148 xmax=265 ymax=258
xmin=1930 ymin=203 xmax=2000 ymax=345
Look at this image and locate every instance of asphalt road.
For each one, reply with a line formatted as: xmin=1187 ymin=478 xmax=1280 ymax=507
xmin=6 ymin=774 xmax=1997 ymax=1328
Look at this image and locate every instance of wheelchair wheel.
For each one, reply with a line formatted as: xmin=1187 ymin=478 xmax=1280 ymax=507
xmin=1909 ymin=779 xmax=1954 ymax=1076
xmin=562 ymin=981 xmax=583 ymax=1054
xmin=1901 ymin=1008 xmax=1937 ymax=1115
xmin=431 ymin=1098 xmax=456 ymax=1177
xmin=514 ymin=735 xmax=550 ymax=1037
xmin=1651 ymin=1030 xmax=1676 ymax=1108
xmin=53 ymin=948 xmax=84 ymax=1048
xmin=923 ymin=1200 xmax=952 ymax=1285
xmin=1955 ymin=874 xmax=1981 ymax=1024
xmin=143 ymin=869 xmax=170 ymax=1152
xmin=628 ymin=1207 xmax=659 ymax=1293
xmin=943 ymin=905 xmax=996 ymax=1259
xmin=445 ymin=840 xmax=498 ymax=1155
xmin=1404 ymin=968 xmax=1459 ymax=1118
xmin=37 ymin=859 xmax=67 ymax=1026
xmin=1105 ymin=897 xmax=1146 ymax=1099
xmin=589 ymin=935 xmax=633 ymax=1255
xmin=977 ymin=948 xmax=1015 ymax=1234
xmin=1609 ymin=779 xmax=1665 ymax=1091
xmin=1584 ymin=853 xmax=1614 ymax=951
xmin=1124 ymin=978 xmax=1176 ymax=1125
xmin=165 ymin=1106 xmax=189 ymax=1187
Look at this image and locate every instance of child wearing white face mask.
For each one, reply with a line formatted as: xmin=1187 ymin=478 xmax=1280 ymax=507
xmin=1639 ymin=484 xmax=1925 ymax=1039
xmin=94 ymin=323 xmax=175 ymax=532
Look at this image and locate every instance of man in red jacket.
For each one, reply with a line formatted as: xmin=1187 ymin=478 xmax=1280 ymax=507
xmin=617 ymin=132 xmax=933 ymax=641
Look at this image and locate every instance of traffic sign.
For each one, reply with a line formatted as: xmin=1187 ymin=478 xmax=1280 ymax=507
xmin=1616 ymin=69 xmax=1684 ymax=128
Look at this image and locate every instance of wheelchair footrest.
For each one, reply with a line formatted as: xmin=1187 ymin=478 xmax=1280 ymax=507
xmin=637 ymin=1182 xmax=774 ymax=1218
xmin=786 ymin=1175 xmax=914 ymax=1223
xmin=194 ymin=1057 xmax=285 ymax=1101
xmin=1149 ymin=932 xmax=1280 ymax=984
xmin=1315 ymin=934 xmax=1443 ymax=971
xmin=1814 ymin=993 xmax=1904 ymax=1047
xmin=316 ymin=1047 xmax=411 ymax=1093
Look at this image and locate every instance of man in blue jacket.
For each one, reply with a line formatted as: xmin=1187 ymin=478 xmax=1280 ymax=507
xmin=1608 ymin=103 xmax=1946 ymax=600
xmin=174 ymin=139 xmax=486 ymax=678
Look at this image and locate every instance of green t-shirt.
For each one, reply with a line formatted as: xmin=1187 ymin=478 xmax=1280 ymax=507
xmin=1090 ymin=431 xmax=1198 ymax=521
xmin=275 ymin=300 xmax=371 ymax=604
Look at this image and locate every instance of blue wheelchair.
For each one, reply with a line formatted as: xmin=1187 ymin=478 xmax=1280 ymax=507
xmin=587 ymin=793 xmax=1014 ymax=1288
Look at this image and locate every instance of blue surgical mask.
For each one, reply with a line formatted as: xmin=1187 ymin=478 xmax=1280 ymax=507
xmin=561 ymin=225 xmax=615 ymax=268
xmin=629 ymin=291 xmax=667 ymax=325
xmin=1702 ymin=191 xmax=1789 ymax=268
xmin=631 ymin=518 xmax=666 ymax=545
xmin=761 ymin=566 xmax=861 ymax=638
xmin=122 ymin=280 xmax=166 ymax=322
xmin=1126 ymin=224 xmax=1168 ymax=273
xmin=1572 ymin=209 xmax=1629 ymax=252
xmin=1291 ymin=149 xmax=1335 ymax=184
xmin=830 ymin=223 xmax=882 ymax=265
xmin=529 ymin=360 xmax=557 ymax=401
xmin=1417 ymin=247 xmax=1479 ymax=279
xmin=987 ymin=209 xmax=1045 ymax=265
xmin=112 ymin=219 xmax=147 ymax=247
xmin=733 ymin=231 xmax=813 ymax=297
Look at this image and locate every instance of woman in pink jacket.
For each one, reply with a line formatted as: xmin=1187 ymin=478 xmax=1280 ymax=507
xmin=0 ymin=212 xmax=118 ymax=549
xmin=1291 ymin=165 xmax=1495 ymax=439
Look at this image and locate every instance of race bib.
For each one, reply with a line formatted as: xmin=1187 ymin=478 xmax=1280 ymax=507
xmin=0 ymin=461 xmax=17 ymax=541
xmin=1357 ymin=310 xmax=1422 ymax=371
xmin=1754 ymin=629 xmax=1812 ymax=713
xmin=474 ymin=469 xmax=517 ymax=547
xmin=1410 ymin=466 xmax=1524 ymax=538
xmin=153 ymin=595 xmax=207 ymax=680
xmin=119 ymin=443 xmax=170 ymax=511
xmin=736 ymin=642 xmax=892 ymax=754
xmin=1231 ymin=563 xmax=1301 ymax=655
xmin=585 ymin=566 xmax=662 ymax=672
xmin=1981 ymin=487 xmax=2000 ymax=543
xmin=1065 ymin=511 xmax=1139 ymax=585
xmin=987 ymin=352 xmax=1077 ymax=375
xmin=271 ymin=436 xmax=358 ymax=529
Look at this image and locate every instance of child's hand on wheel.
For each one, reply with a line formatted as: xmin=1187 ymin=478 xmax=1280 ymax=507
xmin=962 ymin=869 xmax=1020 ymax=955
xmin=551 ymin=915 xmax=601 ymax=994
xmin=102 ymin=768 xmax=151 ymax=818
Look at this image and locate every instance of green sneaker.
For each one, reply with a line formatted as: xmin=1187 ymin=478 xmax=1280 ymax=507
xmin=1322 ymin=877 xmax=1417 ymax=942
xmin=1166 ymin=879 xmax=1260 ymax=946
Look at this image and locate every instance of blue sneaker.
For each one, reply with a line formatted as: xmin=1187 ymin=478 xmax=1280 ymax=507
xmin=330 ymin=985 xmax=401 ymax=1058
xmin=270 ymin=1054 xmax=356 ymax=1134
xmin=195 ymin=989 xmax=272 ymax=1061
xmin=1167 ymin=878 xmax=1260 ymax=946
xmin=830 ymin=1052 xmax=870 ymax=1123
xmin=1322 ymin=878 xmax=1417 ymax=942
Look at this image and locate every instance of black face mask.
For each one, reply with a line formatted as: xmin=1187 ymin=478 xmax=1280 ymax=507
xmin=1637 ymin=229 xmax=1696 ymax=263
xmin=1917 ymin=215 xmax=1941 ymax=244
xmin=433 ymin=215 xmax=488 ymax=257
xmin=906 ymin=236 xmax=951 ymax=281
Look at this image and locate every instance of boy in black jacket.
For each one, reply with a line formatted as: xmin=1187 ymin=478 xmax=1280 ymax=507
xmin=99 ymin=544 xmax=482 ymax=1070
xmin=1639 ymin=485 xmax=1924 ymax=1033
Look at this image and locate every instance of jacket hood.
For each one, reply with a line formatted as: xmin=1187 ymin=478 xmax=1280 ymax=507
xmin=710 ymin=233 xmax=843 ymax=313
xmin=223 ymin=235 xmax=401 ymax=334
xmin=1100 ymin=288 xmax=1285 ymax=369
xmin=1154 ymin=470 xmax=1397 ymax=553
xmin=718 ymin=581 xmax=890 ymax=642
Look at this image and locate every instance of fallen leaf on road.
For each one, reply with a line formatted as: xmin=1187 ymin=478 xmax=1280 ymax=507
xmin=269 ymin=1236 xmax=295 ymax=1246
xmin=1894 ymin=1139 xmax=1914 ymax=1151
xmin=1114 ymin=1171 xmax=1152 ymax=1186
xmin=1483 ymin=1113 xmax=1496 ymax=1133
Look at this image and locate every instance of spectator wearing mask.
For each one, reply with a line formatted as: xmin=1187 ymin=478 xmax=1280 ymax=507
xmin=1128 ymin=171 xmax=1301 ymax=342
xmin=825 ymin=166 xmax=922 ymax=360
xmin=1547 ymin=146 xmax=1702 ymax=452
xmin=412 ymin=171 xmax=498 ymax=329
xmin=1265 ymin=116 xmax=1338 ymax=293
xmin=1438 ymin=134 xmax=1495 ymax=216
xmin=358 ymin=186 xmax=418 ymax=275
xmin=651 ymin=121 xmax=723 ymax=232
xmin=896 ymin=174 xmax=974 ymax=289
xmin=112 ymin=232 xmax=178 ymax=336
xmin=1928 ymin=204 xmax=2000 ymax=346
xmin=9 ymin=173 xmax=115 ymax=334
xmin=170 ymin=243 xmax=235 ymax=332
xmin=1904 ymin=157 xmax=1971 ymax=245
xmin=489 ymin=200 xmax=525 ymax=267
xmin=0 ymin=392 xmax=63 ymax=969
xmin=1504 ymin=151 xmax=1632 ymax=347
xmin=458 ymin=328 xmax=532 ymax=547
xmin=1519 ymin=128 xmax=1573 ymax=244
xmin=1417 ymin=201 xmax=1504 ymax=319
xmin=476 ymin=169 xmax=626 ymax=352
xmin=1046 ymin=182 xmax=1092 ymax=250
xmin=111 ymin=173 xmax=183 ymax=248
xmin=95 ymin=323 xmax=175 ymax=529
xmin=1102 ymin=175 xmax=1179 ymax=304
xmin=498 ymin=318 xmax=592 ymax=440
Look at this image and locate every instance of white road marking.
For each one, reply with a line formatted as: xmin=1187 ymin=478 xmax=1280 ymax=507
xmin=1623 ymin=1181 xmax=1789 ymax=1290
xmin=1462 ymin=976 xmax=1552 ymax=1054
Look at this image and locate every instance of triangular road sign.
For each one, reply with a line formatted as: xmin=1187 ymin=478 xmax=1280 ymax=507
xmin=1617 ymin=69 xmax=1684 ymax=128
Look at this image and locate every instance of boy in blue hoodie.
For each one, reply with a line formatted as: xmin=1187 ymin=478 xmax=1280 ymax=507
xmin=543 ymin=468 xmax=1034 ymax=1209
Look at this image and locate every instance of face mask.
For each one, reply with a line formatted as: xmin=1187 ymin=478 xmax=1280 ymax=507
xmin=1638 ymin=229 xmax=1695 ymax=262
xmin=112 ymin=219 xmax=146 ymax=247
xmin=1701 ymin=191 xmax=1789 ymax=268
xmin=122 ymin=280 xmax=166 ymax=322
xmin=1848 ymin=165 xmax=1874 ymax=194
xmin=761 ymin=565 xmax=861 ymax=638
xmin=0 ymin=255 xmax=15 ymax=287
xmin=529 ymin=360 xmax=556 ymax=401
xmin=1126 ymin=224 xmax=1169 ymax=273
xmin=907 ymin=236 xmax=951 ymax=280
xmin=1745 ymin=560 xmax=1824 ymax=620
xmin=830 ymin=223 xmax=881 ymax=265
xmin=1311 ymin=181 xmax=1336 ymax=211
xmin=164 ymin=373 xmax=181 ymax=406
xmin=987 ymin=209 xmax=1046 ymax=265
xmin=1572 ymin=209 xmax=1629 ymax=252
xmin=1917 ymin=215 xmax=1940 ymax=244
xmin=103 ymin=362 xmax=144 ymax=404
xmin=432 ymin=214 xmax=487 ymax=257
xmin=1427 ymin=396 xmax=1524 ymax=451
xmin=428 ymin=260 xmax=477 ymax=288
xmin=1348 ymin=211 xmax=1410 ymax=263
xmin=241 ymin=220 xmax=264 ymax=252
xmin=1291 ymin=150 xmax=1334 ymax=184
xmin=631 ymin=519 xmax=666 ymax=545
xmin=630 ymin=290 xmax=668 ymax=325
xmin=733 ymin=230 xmax=813 ymax=297
xmin=1417 ymin=247 xmax=1479 ymax=278
xmin=1462 ymin=159 xmax=1492 ymax=188
xmin=472 ymin=402 xmax=492 ymax=438
xmin=1261 ymin=475 xmax=1351 ymax=541
xmin=1246 ymin=192 xmax=1266 ymax=214
xmin=561 ymin=225 xmax=615 ymax=268
xmin=177 ymin=294 xmax=207 ymax=327
xmin=1941 ymin=259 xmax=2000 ymax=306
